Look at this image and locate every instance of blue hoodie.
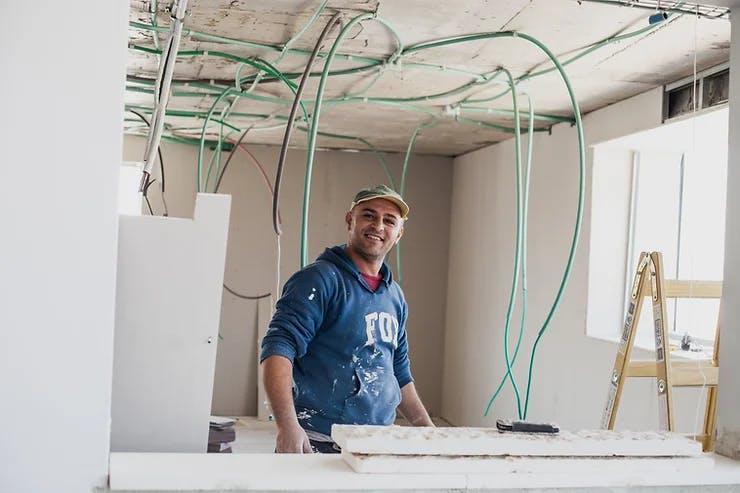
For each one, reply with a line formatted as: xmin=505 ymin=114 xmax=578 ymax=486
xmin=259 ymin=245 xmax=413 ymax=437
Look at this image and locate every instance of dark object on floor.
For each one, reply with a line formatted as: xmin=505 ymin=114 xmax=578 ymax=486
xmin=208 ymin=417 xmax=237 ymax=453
xmin=496 ymin=419 xmax=560 ymax=434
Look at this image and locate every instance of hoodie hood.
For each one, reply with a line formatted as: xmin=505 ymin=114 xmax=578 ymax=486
xmin=318 ymin=245 xmax=393 ymax=287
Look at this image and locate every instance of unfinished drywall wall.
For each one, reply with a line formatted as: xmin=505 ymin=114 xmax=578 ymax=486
xmin=0 ymin=3 xmax=128 ymax=492
xmin=122 ymin=137 xmax=453 ymax=417
xmin=442 ymin=88 xmax=713 ymax=432
xmin=716 ymin=14 xmax=740 ymax=460
xmin=111 ymin=194 xmax=230 ymax=453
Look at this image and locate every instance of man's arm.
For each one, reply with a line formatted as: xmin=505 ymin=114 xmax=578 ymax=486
xmin=262 ymin=355 xmax=312 ymax=453
xmin=398 ymin=382 xmax=434 ymax=427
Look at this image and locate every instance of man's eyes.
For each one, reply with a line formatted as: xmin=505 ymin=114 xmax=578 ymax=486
xmin=361 ymin=212 xmax=397 ymax=226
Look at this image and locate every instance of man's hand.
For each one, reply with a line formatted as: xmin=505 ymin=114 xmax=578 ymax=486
xmin=398 ymin=382 xmax=435 ymax=427
xmin=263 ymin=355 xmax=315 ymax=453
xmin=275 ymin=423 xmax=313 ymax=453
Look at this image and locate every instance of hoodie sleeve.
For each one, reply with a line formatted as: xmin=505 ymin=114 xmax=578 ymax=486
xmin=393 ymin=298 xmax=413 ymax=388
xmin=260 ymin=264 xmax=334 ymax=363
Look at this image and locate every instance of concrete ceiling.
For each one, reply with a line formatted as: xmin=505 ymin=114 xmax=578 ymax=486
xmin=125 ymin=0 xmax=731 ymax=156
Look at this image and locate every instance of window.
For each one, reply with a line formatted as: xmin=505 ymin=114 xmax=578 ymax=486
xmin=663 ymin=64 xmax=729 ymax=121
xmin=587 ymin=107 xmax=727 ymax=349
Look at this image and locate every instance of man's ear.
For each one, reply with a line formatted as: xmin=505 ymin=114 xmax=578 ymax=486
xmin=394 ymin=224 xmax=405 ymax=245
xmin=345 ymin=211 xmax=352 ymax=230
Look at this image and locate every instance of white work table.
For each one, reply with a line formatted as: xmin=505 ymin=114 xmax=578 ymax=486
xmin=109 ymin=452 xmax=740 ymax=491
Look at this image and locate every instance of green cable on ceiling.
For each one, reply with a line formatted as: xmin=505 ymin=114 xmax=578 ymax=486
xmin=463 ymin=14 xmax=675 ymax=105
xmin=299 ymin=12 xmax=402 ymax=267
xmin=241 ymin=0 xmax=329 ymax=93
xmin=195 ymin=69 xmax=309 ymax=193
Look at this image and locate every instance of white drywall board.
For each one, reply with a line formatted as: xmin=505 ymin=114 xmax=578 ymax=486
xmin=341 ymin=450 xmax=713 ymax=474
xmin=716 ymin=12 xmax=740 ymax=460
xmin=109 ymin=452 xmax=740 ymax=491
xmin=108 ymin=453 xmax=466 ymax=491
xmin=331 ymin=425 xmax=701 ymax=457
xmin=111 ymin=193 xmax=231 ymax=452
xmin=0 ymin=3 xmax=128 ymax=492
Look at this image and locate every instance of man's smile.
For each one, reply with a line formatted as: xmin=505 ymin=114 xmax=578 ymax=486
xmin=364 ymin=232 xmax=384 ymax=243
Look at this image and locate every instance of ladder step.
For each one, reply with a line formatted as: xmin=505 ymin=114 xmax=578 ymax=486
xmin=663 ymin=280 xmax=722 ymax=299
xmin=625 ymin=361 xmax=718 ymax=386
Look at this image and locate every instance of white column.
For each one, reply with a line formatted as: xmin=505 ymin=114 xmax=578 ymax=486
xmin=716 ymin=6 xmax=740 ymax=460
xmin=0 ymin=2 xmax=129 ymax=492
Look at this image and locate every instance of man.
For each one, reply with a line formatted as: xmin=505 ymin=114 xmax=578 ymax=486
xmin=260 ymin=185 xmax=433 ymax=454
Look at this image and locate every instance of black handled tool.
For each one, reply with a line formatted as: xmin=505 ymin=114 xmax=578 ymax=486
xmin=496 ymin=419 xmax=559 ymax=434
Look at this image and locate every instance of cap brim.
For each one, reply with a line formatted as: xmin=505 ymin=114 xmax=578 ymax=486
xmin=352 ymin=195 xmax=409 ymax=220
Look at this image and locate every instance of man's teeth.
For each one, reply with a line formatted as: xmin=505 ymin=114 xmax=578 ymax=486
xmin=366 ymin=234 xmax=383 ymax=241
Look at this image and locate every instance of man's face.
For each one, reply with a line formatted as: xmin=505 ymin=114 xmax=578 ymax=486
xmin=346 ymin=198 xmax=405 ymax=263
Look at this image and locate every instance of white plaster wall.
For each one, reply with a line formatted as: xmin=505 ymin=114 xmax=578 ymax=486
xmin=0 ymin=3 xmax=127 ymax=492
xmin=122 ymin=137 xmax=453 ymax=417
xmin=716 ymin=15 xmax=740 ymax=459
xmin=442 ymin=88 xmax=711 ymax=432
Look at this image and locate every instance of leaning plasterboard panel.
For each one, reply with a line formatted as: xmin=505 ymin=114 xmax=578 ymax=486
xmin=119 ymin=162 xmax=143 ymax=215
xmin=111 ymin=193 xmax=231 ymax=452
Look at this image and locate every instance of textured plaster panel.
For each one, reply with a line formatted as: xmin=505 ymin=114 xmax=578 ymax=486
xmin=331 ymin=425 xmax=703 ymax=457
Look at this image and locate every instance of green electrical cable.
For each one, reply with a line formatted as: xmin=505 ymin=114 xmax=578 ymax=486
xmin=403 ymin=31 xmax=585 ymax=419
xmin=203 ymin=120 xmax=226 ymax=192
xmin=197 ymin=88 xmax=232 ymax=192
xmin=300 ymin=12 xmax=381 ymax=267
xmin=459 ymin=106 xmax=574 ymax=124
xmin=196 ymin=77 xmax=308 ymax=193
xmin=521 ymin=50 xmax=585 ymax=421
xmin=497 ymin=67 xmax=524 ymax=419
xmin=394 ymin=119 xmax=438 ymax=285
xmin=245 ymin=0 xmax=329 ymax=93
xmin=294 ymin=126 xmax=397 ymax=190
xmin=463 ymin=16 xmax=674 ymax=105
xmin=484 ymin=92 xmax=534 ymax=417
xmin=130 ymin=20 xmax=383 ymax=66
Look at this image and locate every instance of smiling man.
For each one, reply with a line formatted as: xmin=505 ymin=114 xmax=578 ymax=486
xmin=260 ymin=185 xmax=433 ymax=454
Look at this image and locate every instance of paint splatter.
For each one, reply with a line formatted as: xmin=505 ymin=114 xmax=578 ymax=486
xmin=363 ymin=371 xmax=379 ymax=384
xmin=296 ymin=409 xmax=317 ymax=420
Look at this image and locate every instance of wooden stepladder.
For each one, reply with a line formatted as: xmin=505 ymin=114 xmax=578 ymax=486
xmin=601 ymin=251 xmax=722 ymax=451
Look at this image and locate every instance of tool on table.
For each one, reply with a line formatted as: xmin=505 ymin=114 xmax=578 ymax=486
xmin=496 ymin=419 xmax=559 ymax=434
